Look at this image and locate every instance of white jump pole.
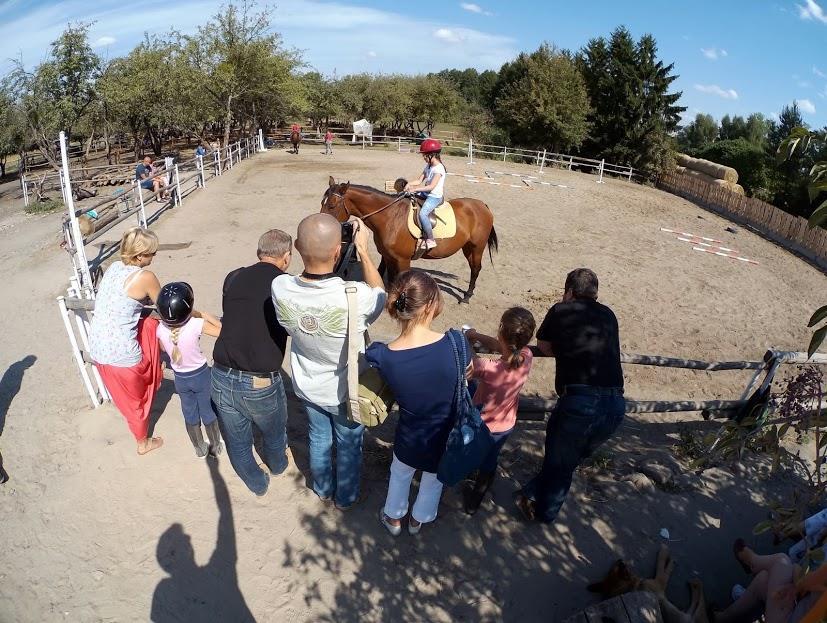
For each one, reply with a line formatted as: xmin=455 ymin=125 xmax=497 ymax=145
xmin=59 ymin=131 xmax=93 ymax=295
xmin=596 ymin=159 xmax=605 ymax=184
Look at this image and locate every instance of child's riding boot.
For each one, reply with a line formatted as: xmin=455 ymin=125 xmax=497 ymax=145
xmin=186 ymin=425 xmax=210 ymax=459
xmin=205 ymin=420 xmax=224 ymax=457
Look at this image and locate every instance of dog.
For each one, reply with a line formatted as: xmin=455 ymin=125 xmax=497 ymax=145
xmin=587 ymin=545 xmax=708 ymax=623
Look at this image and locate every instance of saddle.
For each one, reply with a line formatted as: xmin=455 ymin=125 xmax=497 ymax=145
xmin=406 ymin=198 xmax=456 ymax=240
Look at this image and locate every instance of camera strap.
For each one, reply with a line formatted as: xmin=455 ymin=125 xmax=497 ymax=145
xmin=345 ymin=286 xmax=363 ymax=425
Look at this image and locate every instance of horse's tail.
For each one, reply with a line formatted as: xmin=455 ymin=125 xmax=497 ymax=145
xmin=487 ymin=223 xmax=498 ymax=265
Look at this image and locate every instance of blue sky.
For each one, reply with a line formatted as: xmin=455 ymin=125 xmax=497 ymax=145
xmin=1 ymin=0 xmax=826 ymax=127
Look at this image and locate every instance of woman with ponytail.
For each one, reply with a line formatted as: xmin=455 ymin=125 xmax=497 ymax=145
xmin=156 ymin=282 xmax=224 ymax=458
xmin=366 ymin=270 xmax=467 ymax=536
xmin=462 ymin=307 xmax=536 ymax=514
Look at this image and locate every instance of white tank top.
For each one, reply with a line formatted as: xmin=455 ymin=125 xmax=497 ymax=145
xmin=423 ymin=162 xmax=446 ymax=199
xmin=89 ymin=261 xmax=145 ymax=367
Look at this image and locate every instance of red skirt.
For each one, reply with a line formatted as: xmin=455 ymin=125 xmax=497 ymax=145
xmin=95 ymin=317 xmax=162 ymax=441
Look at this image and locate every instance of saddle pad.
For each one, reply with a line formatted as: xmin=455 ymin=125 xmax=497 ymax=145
xmin=407 ymin=201 xmax=457 ymax=239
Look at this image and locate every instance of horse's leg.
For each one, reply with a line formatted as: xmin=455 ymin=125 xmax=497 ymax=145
xmin=461 ymin=243 xmax=484 ymax=303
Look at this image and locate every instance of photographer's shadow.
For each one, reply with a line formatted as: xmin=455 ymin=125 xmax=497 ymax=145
xmin=150 ymin=458 xmax=254 ymax=622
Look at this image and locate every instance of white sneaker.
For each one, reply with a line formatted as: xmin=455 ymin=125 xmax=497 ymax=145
xmin=379 ymin=508 xmax=402 ymax=536
xmin=425 ymin=239 xmax=437 ymax=250
xmin=408 ymin=518 xmax=422 ymax=535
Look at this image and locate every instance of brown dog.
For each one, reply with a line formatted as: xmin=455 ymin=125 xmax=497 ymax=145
xmin=588 ymin=545 xmax=708 ymax=623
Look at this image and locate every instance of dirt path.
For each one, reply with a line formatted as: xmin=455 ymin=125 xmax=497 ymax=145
xmin=1 ymin=146 xmax=824 ymax=621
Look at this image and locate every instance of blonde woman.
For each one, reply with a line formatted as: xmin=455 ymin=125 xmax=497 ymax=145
xmin=89 ymin=227 xmax=164 ymax=455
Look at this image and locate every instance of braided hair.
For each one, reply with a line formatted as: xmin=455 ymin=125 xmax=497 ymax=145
xmin=499 ymin=307 xmax=536 ymax=369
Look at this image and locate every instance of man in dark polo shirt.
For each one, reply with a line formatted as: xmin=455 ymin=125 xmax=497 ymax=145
xmin=515 ymin=268 xmax=625 ymax=523
xmin=211 ymin=229 xmax=292 ymax=496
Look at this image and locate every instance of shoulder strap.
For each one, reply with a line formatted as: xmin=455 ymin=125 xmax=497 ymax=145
xmin=122 ymin=267 xmax=144 ymax=291
xmin=345 ymin=286 xmax=362 ymax=424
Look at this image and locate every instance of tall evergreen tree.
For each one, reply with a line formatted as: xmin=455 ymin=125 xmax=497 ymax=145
xmin=578 ymin=27 xmax=684 ymax=173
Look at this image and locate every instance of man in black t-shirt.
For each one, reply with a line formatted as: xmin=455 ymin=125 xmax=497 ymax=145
xmin=515 ymin=268 xmax=625 ymax=524
xmin=211 ymin=229 xmax=292 ymax=496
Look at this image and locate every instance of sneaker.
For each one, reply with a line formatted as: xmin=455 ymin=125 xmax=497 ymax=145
xmin=379 ymin=508 xmax=402 ymax=536
xmin=425 ymin=239 xmax=437 ymax=250
xmin=408 ymin=517 xmax=422 ymax=535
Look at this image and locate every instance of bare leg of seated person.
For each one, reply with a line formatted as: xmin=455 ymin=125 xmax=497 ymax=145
xmin=715 ymin=549 xmax=797 ymax=623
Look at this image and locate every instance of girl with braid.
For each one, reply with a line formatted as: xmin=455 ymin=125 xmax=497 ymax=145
xmin=462 ymin=307 xmax=536 ymax=514
xmin=156 ymin=282 xmax=224 ymax=458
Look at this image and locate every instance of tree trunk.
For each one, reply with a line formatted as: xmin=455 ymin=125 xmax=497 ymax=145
xmin=132 ymin=131 xmax=141 ymax=161
xmin=0 ymin=156 xmax=6 ymax=179
xmin=222 ymin=95 xmax=234 ymax=154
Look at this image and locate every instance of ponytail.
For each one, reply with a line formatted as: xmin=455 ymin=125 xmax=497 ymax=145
xmin=499 ymin=307 xmax=536 ymax=370
xmin=170 ymin=326 xmax=182 ymax=365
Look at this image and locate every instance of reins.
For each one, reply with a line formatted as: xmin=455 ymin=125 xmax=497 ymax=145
xmin=326 ymin=189 xmax=407 ymax=221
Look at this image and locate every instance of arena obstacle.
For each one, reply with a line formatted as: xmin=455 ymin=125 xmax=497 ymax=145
xmin=692 ymin=246 xmax=759 ymax=265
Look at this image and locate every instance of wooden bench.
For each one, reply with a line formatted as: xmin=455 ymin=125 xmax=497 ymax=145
xmin=563 ymin=591 xmax=662 ymax=623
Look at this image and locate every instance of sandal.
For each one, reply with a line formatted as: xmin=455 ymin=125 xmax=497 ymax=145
xmin=137 ymin=437 xmax=164 ymax=455
xmin=733 ymin=538 xmax=751 ymax=574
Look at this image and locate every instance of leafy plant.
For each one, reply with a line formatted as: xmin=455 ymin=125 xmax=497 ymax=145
xmin=24 ymin=198 xmax=62 ymax=214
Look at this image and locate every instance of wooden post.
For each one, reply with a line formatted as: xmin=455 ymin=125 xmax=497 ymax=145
xmin=503 ymin=146 xmax=507 ymax=162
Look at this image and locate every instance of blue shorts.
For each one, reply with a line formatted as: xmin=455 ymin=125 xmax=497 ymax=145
xmin=140 ymin=179 xmax=154 ymax=190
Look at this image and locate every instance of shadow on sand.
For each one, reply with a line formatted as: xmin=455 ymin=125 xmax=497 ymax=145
xmin=0 ymin=354 xmax=37 ymax=483
xmin=150 ymin=458 xmax=254 ymax=622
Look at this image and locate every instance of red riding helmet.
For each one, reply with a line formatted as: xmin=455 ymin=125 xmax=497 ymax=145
xmin=419 ymin=138 xmax=442 ymax=154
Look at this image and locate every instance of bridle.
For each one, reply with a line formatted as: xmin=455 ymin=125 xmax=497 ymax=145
xmin=323 ymin=187 xmax=408 ymax=221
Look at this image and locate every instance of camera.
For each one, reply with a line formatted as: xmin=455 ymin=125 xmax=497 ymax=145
xmin=334 ymin=221 xmax=363 ymax=280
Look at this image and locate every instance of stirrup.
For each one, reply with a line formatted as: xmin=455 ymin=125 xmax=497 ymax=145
xmin=412 ymin=239 xmax=428 ymax=260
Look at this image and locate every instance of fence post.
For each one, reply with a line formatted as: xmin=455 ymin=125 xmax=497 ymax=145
xmin=568 ymin=155 xmax=573 ymax=171
xmin=174 ymin=164 xmax=182 ymax=207
xmin=214 ymin=150 xmax=221 ymax=176
xmin=197 ymin=155 xmax=205 ymax=187
xmin=596 ymin=159 xmax=605 ymax=184
xmin=362 ymin=135 xmax=365 ymax=150
xmin=135 ymin=182 xmax=147 ymax=228
xmin=539 ymin=149 xmax=547 ymax=175
xmin=398 ymin=136 xmax=401 ymax=153
xmin=467 ymin=138 xmax=474 ymax=165
xmin=21 ymin=173 xmax=29 ymax=208
xmin=503 ymin=146 xmax=507 ymax=162
xmin=59 ymin=130 xmax=93 ymax=294
xmin=627 ymin=166 xmax=633 ymax=182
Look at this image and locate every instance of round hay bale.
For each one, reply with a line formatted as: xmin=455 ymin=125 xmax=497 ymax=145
xmin=676 ymin=153 xmax=692 ymax=166
xmin=682 ymin=168 xmax=718 ymax=184
xmin=687 ymin=158 xmax=738 ymax=183
xmin=711 ymin=179 xmax=745 ymax=195
xmin=675 ymin=165 xmax=686 ymax=174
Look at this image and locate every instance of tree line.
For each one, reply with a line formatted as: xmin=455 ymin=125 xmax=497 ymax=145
xmin=678 ymin=105 xmax=827 ymax=218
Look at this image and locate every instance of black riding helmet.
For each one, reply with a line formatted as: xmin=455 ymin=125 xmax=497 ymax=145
xmin=157 ymin=282 xmax=194 ymax=327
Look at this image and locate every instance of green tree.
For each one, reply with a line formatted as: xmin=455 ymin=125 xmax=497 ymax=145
xmin=408 ymin=75 xmax=462 ymax=133
xmin=579 ymin=27 xmax=685 ymax=173
xmin=695 ymin=138 xmax=773 ymax=199
xmin=745 ymin=113 xmax=771 ymax=148
xmin=301 ymin=72 xmax=340 ymax=129
xmin=493 ymin=44 xmax=591 ymax=151
xmin=0 ymin=89 xmax=26 ymax=178
xmin=434 ymin=68 xmax=497 ymax=109
xmin=719 ymin=114 xmax=749 ymax=141
xmin=9 ymin=23 xmax=100 ymax=169
xmin=768 ymin=103 xmax=811 ymax=214
xmin=677 ymin=113 xmax=718 ymax=150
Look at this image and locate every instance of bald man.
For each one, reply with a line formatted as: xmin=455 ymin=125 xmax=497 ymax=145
xmin=272 ymin=214 xmax=385 ymax=510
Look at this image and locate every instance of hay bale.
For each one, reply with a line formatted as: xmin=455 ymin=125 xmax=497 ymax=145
xmin=711 ymin=179 xmax=745 ymax=195
xmin=675 ymin=165 xmax=686 ymax=174
xmin=682 ymin=168 xmax=718 ymax=184
xmin=676 ymin=153 xmax=692 ymax=166
xmin=683 ymin=156 xmax=738 ymax=183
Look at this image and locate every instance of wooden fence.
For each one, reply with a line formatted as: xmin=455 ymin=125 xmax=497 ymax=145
xmin=658 ymin=171 xmax=827 ymax=271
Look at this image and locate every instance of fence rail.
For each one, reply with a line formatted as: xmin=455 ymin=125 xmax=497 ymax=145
xmin=658 ymin=171 xmax=827 ymax=271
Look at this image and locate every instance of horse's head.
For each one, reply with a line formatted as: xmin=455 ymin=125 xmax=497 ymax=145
xmin=321 ymin=176 xmax=351 ymax=222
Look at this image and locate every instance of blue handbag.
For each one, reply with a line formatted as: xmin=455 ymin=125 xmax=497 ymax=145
xmin=437 ymin=330 xmax=496 ymax=486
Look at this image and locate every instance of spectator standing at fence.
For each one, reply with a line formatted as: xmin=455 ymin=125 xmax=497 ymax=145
xmin=194 ymin=142 xmax=206 ymax=158
xmin=156 ymin=282 xmax=224 ymax=459
xmin=324 ymin=130 xmax=334 ymax=156
xmin=272 ymin=213 xmax=385 ymax=510
xmin=514 ymin=268 xmax=625 ymax=524
xmin=89 ymin=227 xmax=164 ymax=455
xmin=462 ymin=307 xmax=536 ymax=515
xmin=210 ymin=230 xmax=293 ymax=496
xmin=366 ymin=271 xmax=464 ymax=536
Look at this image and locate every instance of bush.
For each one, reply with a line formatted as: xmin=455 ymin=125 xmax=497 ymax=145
xmin=692 ymin=138 xmax=772 ymax=198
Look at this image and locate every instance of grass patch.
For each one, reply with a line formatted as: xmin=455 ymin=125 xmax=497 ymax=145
xmin=25 ymin=199 xmax=63 ymax=215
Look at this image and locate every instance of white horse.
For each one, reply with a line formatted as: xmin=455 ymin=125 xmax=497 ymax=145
xmin=351 ymin=119 xmax=373 ymax=145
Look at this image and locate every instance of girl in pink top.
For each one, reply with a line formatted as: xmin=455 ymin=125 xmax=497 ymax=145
xmin=156 ymin=282 xmax=224 ymax=458
xmin=463 ymin=307 xmax=536 ymax=514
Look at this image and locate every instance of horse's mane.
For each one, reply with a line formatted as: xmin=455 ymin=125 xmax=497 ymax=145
xmin=346 ymin=183 xmax=393 ymax=198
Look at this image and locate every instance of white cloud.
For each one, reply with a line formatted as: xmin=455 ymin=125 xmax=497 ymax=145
xmin=93 ymin=35 xmax=116 ymax=47
xmin=797 ymin=98 xmax=817 ymax=113
xmin=768 ymin=111 xmax=780 ymax=121
xmin=814 ymin=65 xmax=827 ymax=78
xmin=366 ymin=50 xmax=377 ymax=58
xmin=701 ymin=47 xmax=727 ymax=60
xmin=0 ymin=0 xmax=517 ymax=75
xmin=797 ymin=0 xmax=827 ymax=23
xmin=694 ymin=84 xmax=739 ymax=99
xmin=460 ymin=2 xmax=492 ymax=15
xmin=433 ymin=28 xmax=464 ymax=43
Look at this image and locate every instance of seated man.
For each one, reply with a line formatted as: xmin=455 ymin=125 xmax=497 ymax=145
xmin=135 ymin=156 xmax=167 ymax=200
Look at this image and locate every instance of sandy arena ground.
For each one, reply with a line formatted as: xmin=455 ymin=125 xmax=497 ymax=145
xmin=1 ymin=144 xmax=826 ymax=622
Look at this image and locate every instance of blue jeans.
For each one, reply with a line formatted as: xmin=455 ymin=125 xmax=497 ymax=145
xmin=173 ymin=364 xmax=217 ymax=426
xmin=419 ymin=195 xmax=442 ymax=240
xmin=521 ymin=387 xmax=624 ymax=523
xmin=479 ymin=427 xmax=513 ymax=473
xmin=210 ymin=366 xmax=289 ymax=495
xmin=304 ymin=401 xmax=364 ymax=507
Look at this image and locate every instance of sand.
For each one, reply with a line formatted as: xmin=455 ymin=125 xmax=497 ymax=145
xmin=1 ymin=145 xmax=825 ymax=622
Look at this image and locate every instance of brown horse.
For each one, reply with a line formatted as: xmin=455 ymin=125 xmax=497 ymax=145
xmin=290 ymin=130 xmax=301 ymax=154
xmin=321 ymin=176 xmax=497 ymax=302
